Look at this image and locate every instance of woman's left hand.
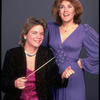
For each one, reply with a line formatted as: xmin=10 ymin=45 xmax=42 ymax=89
xmin=77 ymin=58 xmax=83 ymax=68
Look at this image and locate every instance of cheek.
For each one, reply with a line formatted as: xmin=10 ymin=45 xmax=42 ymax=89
xmin=59 ymin=10 xmax=63 ymax=16
xmin=30 ymin=35 xmax=36 ymax=40
xmin=42 ymin=36 xmax=44 ymax=40
xmin=71 ymin=9 xmax=75 ymax=15
xmin=69 ymin=10 xmax=75 ymax=17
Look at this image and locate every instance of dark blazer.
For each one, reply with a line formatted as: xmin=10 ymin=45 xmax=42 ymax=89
xmin=1 ymin=46 xmax=68 ymax=100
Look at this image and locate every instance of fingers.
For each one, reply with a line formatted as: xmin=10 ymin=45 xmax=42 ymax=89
xmin=65 ymin=66 xmax=75 ymax=74
xmin=14 ymin=77 xmax=27 ymax=89
xmin=77 ymin=58 xmax=83 ymax=68
xmin=62 ymin=66 xmax=75 ymax=79
xmin=67 ymin=67 xmax=75 ymax=75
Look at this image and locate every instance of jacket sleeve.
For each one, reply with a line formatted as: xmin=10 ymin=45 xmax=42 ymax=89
xmin=1 ymin=50 xmax=21 ymax=94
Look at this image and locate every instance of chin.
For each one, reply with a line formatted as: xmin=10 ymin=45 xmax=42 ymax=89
xmin=34 ymin=44 xmax=41 ymax=48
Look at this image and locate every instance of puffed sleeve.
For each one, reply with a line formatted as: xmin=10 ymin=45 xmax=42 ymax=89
xmin=81 ymin=24 xmax=99 ymax=74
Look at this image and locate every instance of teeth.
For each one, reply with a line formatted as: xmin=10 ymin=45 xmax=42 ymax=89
xmin=64 ymin=14 xmax=69 ymax=16
xmin=36 ymin=41 xmax=40 ymax=42
xmin=35 ymin=40 xmax=41 ymax=43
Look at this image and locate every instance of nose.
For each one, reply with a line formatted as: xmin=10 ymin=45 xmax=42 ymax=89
xmin=64 ymin=7 xmax=68 ymax=11
xmin=36 ymin=33 xmax=41 ymax=38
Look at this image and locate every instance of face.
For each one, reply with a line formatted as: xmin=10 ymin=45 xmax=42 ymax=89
xmin=24 ymin=25 xmax=44 ymax=48
xmin=59 ymin=0 xmax=75 ymax=24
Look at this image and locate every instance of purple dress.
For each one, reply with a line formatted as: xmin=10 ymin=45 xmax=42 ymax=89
xmin=42 ymin=22 xmax=99 ymax=100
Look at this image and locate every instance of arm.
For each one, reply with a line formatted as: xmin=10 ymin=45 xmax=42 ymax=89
xmin=80 ymin=24 xmax=99 ymax=74
xmin=1 ymin=50 xmax=24 ymax=94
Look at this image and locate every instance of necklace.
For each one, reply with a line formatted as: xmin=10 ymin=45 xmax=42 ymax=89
xmin=62 ymin=24 xmax=77 ymax=33
xmin=24 ymin=50 xmax=37 ymax=57
xmin=62 ymin=25 xmax=67 ymax=33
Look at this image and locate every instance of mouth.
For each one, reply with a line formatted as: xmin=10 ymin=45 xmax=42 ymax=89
xmin=34 ymin=40 xmax=42 ymax=43
xmin=63 ymin=14 xmax=69 ymax=17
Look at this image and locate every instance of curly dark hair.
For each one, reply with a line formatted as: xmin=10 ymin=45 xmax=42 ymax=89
xmin=19 ymin=17 xmax=47 ymax=47
xmin=51 ymin=0 xmax=83 ymax=26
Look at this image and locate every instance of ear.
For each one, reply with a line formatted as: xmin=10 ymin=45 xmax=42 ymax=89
xmin=24 ymin=37 xmax=26 ymax=40
xmin=74 ymin=10 xmax=76 ymax=16
xmin=24 ymin=35 xmax=27 ymax=40
xmin=59 ymin=12 xmax=61 ymax=16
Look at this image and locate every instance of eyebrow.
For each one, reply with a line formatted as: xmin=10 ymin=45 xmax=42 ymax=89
xmin=60 ymin=3 xmax=73 ymax=6
xmin=31 ymin=30 xmax=44 ymax=33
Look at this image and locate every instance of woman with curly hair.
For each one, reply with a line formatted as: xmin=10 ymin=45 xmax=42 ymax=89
xmin=42 ymin=0 xmax=99 ymax=100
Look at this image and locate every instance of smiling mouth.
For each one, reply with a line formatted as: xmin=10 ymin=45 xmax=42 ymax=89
xmin=34 ymin=40 xmax=42 ymax=43
xmin=63 ymin=14 xmax=69 ymax=16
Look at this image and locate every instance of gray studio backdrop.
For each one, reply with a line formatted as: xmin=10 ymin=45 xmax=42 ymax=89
xmin=1 ymin=0 xmax=99 ymax=100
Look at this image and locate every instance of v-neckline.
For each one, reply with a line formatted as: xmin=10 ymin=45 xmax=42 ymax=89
xmin=27 ymin=68 xmax=34 ymax=72
xmin=57 ymin=24 xmax=80 ymax=45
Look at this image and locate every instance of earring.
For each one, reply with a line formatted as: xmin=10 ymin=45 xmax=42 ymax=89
xmin=24 ymin=37 xmax=26 ymax=40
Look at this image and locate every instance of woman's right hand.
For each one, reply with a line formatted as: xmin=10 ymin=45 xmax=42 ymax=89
xmin=14 ymin=77 xmax=27 ymax=89
xmin=61 ymin=66 xmax=75 ymax=79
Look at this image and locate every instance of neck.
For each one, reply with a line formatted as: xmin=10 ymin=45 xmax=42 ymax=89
xmin=62 ymin=21 xmax=75 ymax=28
xmin=61 ymin=22 xmax=77 ymax=32
xmin=24 ymin=50 xmax=37 ymax=57
xmin=24 ymin=46 xmax=38 ymax=55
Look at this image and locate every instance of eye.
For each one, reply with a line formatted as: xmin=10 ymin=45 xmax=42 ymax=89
xmin=32 ymin=31 xmax=36 ymax=34
xmin=68 ymin=4 xmax=73 ymax=8
xmin=60 ymin=5 xmax=65 ymax=9
xmin=40 ymin=32 xmax=44 ymax=35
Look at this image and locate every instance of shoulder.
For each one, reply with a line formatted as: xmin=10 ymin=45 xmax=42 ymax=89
xmin=47 ymin=21 xmax=58 ymax=28
xmin=38 ymin=46 xmax=54 ymax=59
xmin=6 ymin=46 xmax=23 ymax=53
xmin=38 ymin=46 xmax=53 ymax=54
xmin=79 ymin=24 xmax=99 ymax=42
xmin=5 ymin=46 xmax=24 ymax=56
xmin=79 ymin=24 xmax=97 ymax=33
xmin=81 ymin=24 xmax=98 ymax=35
xmin=81 ymin=24 xmax=92 ymax=30
xmin=78 ymin=24 xmax=97 ymax=35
